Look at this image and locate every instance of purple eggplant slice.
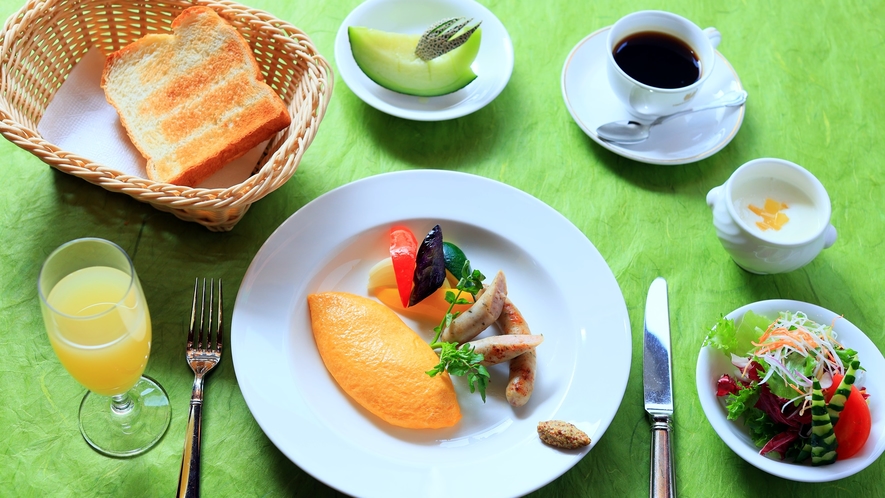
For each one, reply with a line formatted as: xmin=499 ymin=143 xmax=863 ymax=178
xmin=408 ymin=224 xmax=446 ymax=306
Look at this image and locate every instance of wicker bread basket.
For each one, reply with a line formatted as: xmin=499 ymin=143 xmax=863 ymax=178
xmin=0 ymin=0 xmax=332 ymax=231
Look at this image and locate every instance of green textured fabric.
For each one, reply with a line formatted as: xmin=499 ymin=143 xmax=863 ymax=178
xmin=1 ymin=0 xmax=884 ymax=496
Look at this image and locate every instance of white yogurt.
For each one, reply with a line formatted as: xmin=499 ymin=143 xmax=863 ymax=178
xmin=731 ymin=176 xmax=824 ymax=244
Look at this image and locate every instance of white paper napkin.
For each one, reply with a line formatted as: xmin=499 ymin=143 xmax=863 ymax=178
xmin=37 ymin=47 xmax=265 ymax=189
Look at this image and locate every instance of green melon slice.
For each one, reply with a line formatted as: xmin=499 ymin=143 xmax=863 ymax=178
xmin=348 ymin=26 xmax=482 ymax=97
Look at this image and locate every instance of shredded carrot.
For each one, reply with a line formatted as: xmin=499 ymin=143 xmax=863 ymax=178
xmin=741 ymin=361 xmax=754 ymax=378
xmin=752 ymin=338 xmax=792 ymax=354
xmin=748 ymin=311 xmax=848 ymax=401
xmin=756 ymin=321 xmax=778 ymax=343
xmin=829 ymin=316 xmax=845 ymax=348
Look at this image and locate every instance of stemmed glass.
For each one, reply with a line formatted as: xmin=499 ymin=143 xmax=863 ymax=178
xmin=38 ymin=238 xmax=170 ymax=457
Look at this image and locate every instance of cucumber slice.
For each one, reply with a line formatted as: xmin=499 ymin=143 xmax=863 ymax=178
xmin=809 ymin=379 xmax=838 ymax=466
xmin=348 ymin=26 xmax=481 ymax=97
xmin=827 ymin=358 xmax=860 ymax=426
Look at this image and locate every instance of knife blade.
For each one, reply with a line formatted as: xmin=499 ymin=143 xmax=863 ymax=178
xmin=643 ymin=277 xmax=674 ymax=498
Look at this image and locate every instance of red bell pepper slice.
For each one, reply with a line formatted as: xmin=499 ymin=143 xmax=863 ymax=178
xmin=389 ymin=227 xmax=418 ymax=308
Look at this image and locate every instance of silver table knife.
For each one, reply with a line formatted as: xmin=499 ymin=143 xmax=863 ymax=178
xmin=644 ymin=277 xmax=674 ymax=498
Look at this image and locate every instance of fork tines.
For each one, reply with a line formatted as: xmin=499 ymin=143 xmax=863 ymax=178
xmin=188 ymin=278 xmax=223 ymax=352
xmin=415 ymin=17 xmax=482 ymax=61
xmin=428 ymin=17 xmax=472 ymax=36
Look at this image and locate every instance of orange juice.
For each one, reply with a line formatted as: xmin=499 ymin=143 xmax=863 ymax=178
xmin=44 ymin=266 xmax=151 ymax=396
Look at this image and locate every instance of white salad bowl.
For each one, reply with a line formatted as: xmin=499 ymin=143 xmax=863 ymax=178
xmin=696 ymin=299 xmax=885 ymax=482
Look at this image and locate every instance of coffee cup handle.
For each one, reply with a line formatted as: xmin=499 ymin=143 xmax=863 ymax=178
xmin=703 ymin=27 xmax=721 ymax=49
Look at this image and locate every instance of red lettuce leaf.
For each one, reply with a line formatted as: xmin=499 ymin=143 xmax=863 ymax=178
xmin=717 ymin=374 xmax=741 ymax=397
xmin=759 ymin=429 xmax=801 ymax=459
xmin=754 ymin=384 xmax=812 ymax=428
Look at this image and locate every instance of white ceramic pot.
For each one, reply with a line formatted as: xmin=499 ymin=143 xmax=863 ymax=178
xmin=707 ymin=158 xmax=837 ymax=274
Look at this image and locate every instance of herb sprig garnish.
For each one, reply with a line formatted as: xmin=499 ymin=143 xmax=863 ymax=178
xmin=426 ymin=262 xmax=490 ymax=401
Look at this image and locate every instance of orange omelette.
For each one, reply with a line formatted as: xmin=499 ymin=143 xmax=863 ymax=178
xmin=307 ymin=291 xmax=461 ymax=429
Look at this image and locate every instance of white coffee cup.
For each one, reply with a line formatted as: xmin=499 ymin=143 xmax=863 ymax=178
xmin=706 ymin=158 xmax=838 ymax=274
xmin=606 ymin=11 xmax=721 ymax=117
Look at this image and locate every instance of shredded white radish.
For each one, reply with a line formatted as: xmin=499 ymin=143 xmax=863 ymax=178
xmin=751 ymin=311 xmax=847 ymax=400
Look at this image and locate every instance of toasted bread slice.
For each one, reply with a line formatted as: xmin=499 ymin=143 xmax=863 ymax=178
xmin=100 ymin=6 xmax=291 ymax=186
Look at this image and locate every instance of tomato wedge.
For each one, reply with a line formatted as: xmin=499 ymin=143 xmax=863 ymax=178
xmin=825 ymin=373 xmax=872 ymax=459
xmin=389 ymin=227 xmax=418 ymax=308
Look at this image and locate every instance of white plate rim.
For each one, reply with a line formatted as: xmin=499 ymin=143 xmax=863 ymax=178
xmin=231 ymin=170 xmax=632 ymax=497
xmin=696 ymin=299 xmax=885 ymax=482
xmin=334 ymin=0 xmax=514 ymax=121
xmin=561 ymin=26 xmax=746 ymax=165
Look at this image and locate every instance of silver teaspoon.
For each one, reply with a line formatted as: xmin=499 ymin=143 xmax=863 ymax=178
xmin=596 ymin=90 xmax=748 ymax=145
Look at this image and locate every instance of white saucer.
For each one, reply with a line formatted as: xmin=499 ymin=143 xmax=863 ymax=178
xmin=335 ymin=0 xmax=514 ymax=121
xmin=561 ymin=27 xmax=746 ymax=165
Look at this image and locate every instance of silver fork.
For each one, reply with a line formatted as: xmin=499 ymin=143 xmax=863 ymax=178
xmin=414 ymin=17 xmax=482 ymax=61
xmin=177 ymin=278 xmax=223 ymax=498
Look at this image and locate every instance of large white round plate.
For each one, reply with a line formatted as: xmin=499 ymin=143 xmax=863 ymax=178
xmin=562 ymin=27 xmax=746 ymax=165
xmin=697 ymin=300 xmax=885 ymax=482
xmin=232 ymin=170 xmax=631 ymax=497
xmin=334 ymin=0 xmax=514 ymax=121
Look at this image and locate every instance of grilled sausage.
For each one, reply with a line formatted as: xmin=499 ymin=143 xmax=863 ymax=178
xmin=506 ymin=350 xmax=536 ymax=407
xmin=439 ymin=271 xmax=507 ymax=344
xmin=497 ymin=297 xmax=536 ymax=407
xmin=465 ymin=334 xmax=544 ymax=366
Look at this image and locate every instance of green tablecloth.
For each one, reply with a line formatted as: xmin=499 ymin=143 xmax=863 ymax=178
xmin=2 ymin=0 xmax=883 ymax=496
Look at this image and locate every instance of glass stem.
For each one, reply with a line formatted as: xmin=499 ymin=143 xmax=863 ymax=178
xmin=111 ymin=393 xmax=133 ymax=414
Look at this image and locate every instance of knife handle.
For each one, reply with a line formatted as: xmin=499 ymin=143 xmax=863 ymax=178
xmin=649 ymin=414 xmax=674 ymax=498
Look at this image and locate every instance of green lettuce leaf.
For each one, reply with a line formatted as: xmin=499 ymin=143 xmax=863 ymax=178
xmin=703 ymin=316 xmax=737 ymax=353
xmin=725 ymin=383 xmax=759 ymax=420
xmin=734 ymin=310 xmax=771 ymax=356
xmin=704 ymin=310 xmax=771 ymax=357
xmin=744 ymin=406 xmax=783 ymax=448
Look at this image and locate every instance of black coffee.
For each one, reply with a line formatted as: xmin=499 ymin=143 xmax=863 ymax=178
xmin=613 ymin=31 xmax=700 ymax=89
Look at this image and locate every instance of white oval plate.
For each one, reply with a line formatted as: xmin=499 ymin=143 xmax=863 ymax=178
xmin=232 ymin=170 xmax=631 ymax=497
xmin=562 ymin=27 xmax=746 ymax=165
xmin=696 ymin=300 xmax=885 ymax=482
xmin=334 ymin=0 xmax=514 ymax=121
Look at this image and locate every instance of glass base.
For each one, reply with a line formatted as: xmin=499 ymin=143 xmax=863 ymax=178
xmin=78 ymin=376 xmax=171 ymax=457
